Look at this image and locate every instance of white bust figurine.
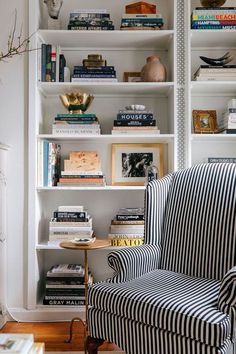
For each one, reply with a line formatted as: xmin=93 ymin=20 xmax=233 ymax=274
xmin=44 ymin=0 xmax=63 ymax=19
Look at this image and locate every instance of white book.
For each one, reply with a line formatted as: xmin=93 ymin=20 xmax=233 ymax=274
xmin=49 ymin=226 xmax=92 ymax=232
xmin=52 ymin=124 xmax=100 ymax=129
xmin=52 ymin=129 xmax=101 ymax=135
xmin=72 ymin=9 xmax=107 ymax=13
xmin=57 ymin=206 xmax=84 ymax=212
xmin=122 ymin=14 xmax=163 ymax=18
xmin=196 ymin=76 xmax=236 ymax=81
xmin=112 ymin=130 xmax=160 ymax=135
xmin=56 ymin=45 xmax=61 ymax=82
xmin=61 ymin=171 xmax=103 ymax=176
xmin=49 ymin=234 xmax=93 ymax=241
xmin=50 ymin=219 xmax=92 ymax=227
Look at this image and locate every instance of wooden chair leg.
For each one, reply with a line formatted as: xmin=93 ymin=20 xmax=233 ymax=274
xmin=86 ymin=336 xmax=104 ymax=354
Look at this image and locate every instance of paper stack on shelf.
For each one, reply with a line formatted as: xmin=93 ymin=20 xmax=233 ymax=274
xmin=108 ymin=208 xmax=145 ymax=247
xmin=43 ymin=264 xmax=93 ymax=306
xmin=58 ymin=151 xmax=106 ymax=187
xmin=48 ymin=205 xmax=94 ymax=244
xmin=194 ymin=65 xmax=236 ymax=81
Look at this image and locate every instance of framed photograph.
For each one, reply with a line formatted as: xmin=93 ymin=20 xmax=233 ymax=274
xmin=123 ymin=72 xmax=141 ymax=82
xmin=192 ymin=110 xmax=218 ymax=133
xmin=112 ymin=143 xmax=164 ymax=186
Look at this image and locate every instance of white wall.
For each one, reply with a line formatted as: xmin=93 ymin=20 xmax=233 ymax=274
xmin=0 ymin=0 xmax=28 ymax=310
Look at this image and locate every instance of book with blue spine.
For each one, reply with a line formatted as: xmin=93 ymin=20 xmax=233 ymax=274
xmin=43 ymin=141 xmax=49 ymax=187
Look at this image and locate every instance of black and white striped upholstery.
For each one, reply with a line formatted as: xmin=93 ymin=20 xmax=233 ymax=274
xmin=88 ymin=163 xmax=236 ymax=354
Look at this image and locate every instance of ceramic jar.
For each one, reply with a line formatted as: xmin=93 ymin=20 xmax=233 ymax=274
xmin=141 ymin=55 xmax=167 ymax=82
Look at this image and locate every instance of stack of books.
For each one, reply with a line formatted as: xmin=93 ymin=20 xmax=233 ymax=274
xmin=58 ymin=151 xmax=106 ymax=187
xmin=0 ymin=334 xmax=41 ymax=354
xmin=43 ymin=264 xmax=93 ymax=306
xmin=71 ymin=54 xmax=117 ymax=82
xmin=52 ymin=113 xmax=101 ymax=136
xmin=120 ymin=1 xmax=164 ymax=30
xmin=112 ymin=107 xmax=160 ymax=135
xmin=194 ymin=65 xmax=236 ymax=81
xmin=68 ymin=9 xmax=115 ymax=30
xmin=222 ymin=99 xmax=236 ymax=134
xmin=109 ymin=208 xmax=145 ymax=247
xmin=38 ymin=141 xmax=61 ymax=187
xmin=191 ymin=6 xmax=236 ymax=29
xmin=40 ymin=44 xmax=66 ymax=82
xmin=48 ymin=206 xmax=94 ymax=244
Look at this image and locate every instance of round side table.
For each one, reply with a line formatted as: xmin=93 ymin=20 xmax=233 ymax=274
xmin=60 ymin=239 xmax=111 ymax=354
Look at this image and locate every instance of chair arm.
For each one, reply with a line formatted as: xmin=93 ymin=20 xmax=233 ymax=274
xmin=107 ymin=244 xmax=161 ymax=283
xmin=218 ymin=266 xmax=236 ymax=339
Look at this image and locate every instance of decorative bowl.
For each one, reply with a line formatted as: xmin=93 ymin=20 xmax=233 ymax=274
xmin=200 ymin=0 xmax=227 ymax=7
xmin=60 ymin=92 xmax=94 ymax=114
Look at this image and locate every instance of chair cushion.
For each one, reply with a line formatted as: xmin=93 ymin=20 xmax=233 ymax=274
xmin=88 ymin=269 xmax=231 ymax=347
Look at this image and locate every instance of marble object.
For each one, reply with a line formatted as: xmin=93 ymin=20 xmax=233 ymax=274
xmin=44 ymin=0 xmax=63 ymax=19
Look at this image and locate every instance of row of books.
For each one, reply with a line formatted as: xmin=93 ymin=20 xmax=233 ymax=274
xmin=38 ymin=141 xmax=61 ymax=187
xmin=71 ymin=54 xmax=117 ymax=83
xmin=68 ymin=9 xmax=115 ymax=31
xmin=191 ymin=6 xmax=236 ymax=30
xmin=108 ymin=208 xmax=145 ymax=247
xmin=194 ymin=65 xmax=236 ymax=81
xmin=112 ymin=107 xmax=160 ymax=135
xmin=48 ymin=205 xmax=93 ymax=245
xmin=52 ymin=113 xmax=101 ymax=136
xmin=43 ymin=264 xmax=93 ymax=306
xmin=58 ymin=151 xmax=106 ymax=187
xmin=41 ymin=44 xmax=66 ymax=82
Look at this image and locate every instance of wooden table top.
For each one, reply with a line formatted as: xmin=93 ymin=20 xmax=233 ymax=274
xmin=60 ymin=239 xmax=111 ymax=250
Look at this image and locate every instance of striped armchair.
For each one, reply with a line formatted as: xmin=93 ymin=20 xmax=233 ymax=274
xmin=87 ymin=163 xmax=236 ymax=354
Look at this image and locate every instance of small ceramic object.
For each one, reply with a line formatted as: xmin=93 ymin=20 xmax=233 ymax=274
xmin=44 ymin=0 xmax=63 ymax=19
xmin=141 ymin=55 xmax=167 ymax=82
xmin=125 ymin=105 xmax=146 ymax=111
xmin=200 ymin=0 xmax=227 ymax=7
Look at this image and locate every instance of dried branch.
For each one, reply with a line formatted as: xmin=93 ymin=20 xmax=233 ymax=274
xmin=0 ymin=10 xmax=37 ymax=62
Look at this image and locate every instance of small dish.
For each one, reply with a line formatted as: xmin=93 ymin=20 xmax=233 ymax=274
xmin=72 ymin=237 xmax=96 ymax=245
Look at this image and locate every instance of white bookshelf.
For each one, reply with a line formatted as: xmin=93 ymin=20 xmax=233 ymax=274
xmin=22 ymin=0 xmax=179 ymax=321
xmin=188 ymin=0 xmax=236 ymax=166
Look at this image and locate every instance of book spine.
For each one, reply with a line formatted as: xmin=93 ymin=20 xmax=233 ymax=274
xmin=122 ymin=14 xmax=163 ymax=18
xmin=108 ymin=234 xmax=144 ymax=239
xmin=43 ymin=299 xmax=85 ymax=305
xmin=51 ymin=45 xmax=56 ymax=82
xmin=70 ymin=9 xmax=108 ymax=13
xmin=208 ymin=157 xmax=236 ymax=163
xmin=43 ymin=141 xmax=49 ymax=187
xmin=58 ymin=175 xmax=103 ymax=179
xmin=110 ymin=238 xmax=144 ymax=247
xmin=116 ymin=215 xmax=144 ymax=221
xmin=74 ymin=65 xmax=114 ymax=71
xmin=68 ymin=25 xmax=114 ymax=30
xmin=69 ymin=20 xmax=113 ymax=26
xmin=59 ymin=54 xmax=66 ymax=82
xmin=70 ymin=13 xmax=110 ymax=20
xmin=55 ymin=45 xmax=61 ymax=82
xmin=61 ymin=171 xmax=102 ymax=176
xmin=52 ymin=128 xmax=100 ymax=135
xmin=53 ymin=211 xmax=87 ymax=218
xmin=53 ymin=123 xmax=99 ymax=128
xmin=49 ymin=221 xmax=92 ymax=227
xmin=54 ymin=217 xmax=89 ymax=222
xmin=192 ymin=14 xmax=236 ymax=20
xmin=71 ymin=78 xmax=117 ymax=82
xmin=192 ymin=25 xmax=236 ymax=29
xmin=192 ymin=20 xmax=236 ymax=25
xmin=41 ymin=43 xmax=47 ymax=82
xmin=45 ymin=288 xmax=85 ymax=294
xmin=112 ymin=220 xmax=144 ymax=225
xmin=72 ymin=74 xmax=116 ymax=78
xmin=44 ymin=295 xmax=85 ymax=300
xmin=117 ymin=113 xmax=153 ymax=120
xmin=49 ymin=228 xmax=92 ymax=234
xmin=45 ymin=44 xmax=52 ymax=82
xmin=57 ymin=114 xmax=97 ymax=118
xmin=46 ymin=276 xmax=86 ymax=282
xmin=121 ymin=18 xmax=163 ymax=23
xmin=46 ymin=284 xmax=85 ymax=288
xmin=114 ymin=120 xmax=156 ymax=126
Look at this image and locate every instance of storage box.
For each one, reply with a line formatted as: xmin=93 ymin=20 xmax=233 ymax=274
xmin=125 ymin=1 xmax=157 ymax=14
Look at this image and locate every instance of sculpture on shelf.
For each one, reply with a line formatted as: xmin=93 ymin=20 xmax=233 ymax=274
xmin=43 ymin=0 xmax=63 ymax=19
xmin=200 ymin=0 xmax=227 ymax=7
xmin=200 ymin=52 xmax=234 ymax=66
xmin=141 ymin=55 xmax=166 ymax=82
xmin=60 ymin=92 xmax=94 ymax=114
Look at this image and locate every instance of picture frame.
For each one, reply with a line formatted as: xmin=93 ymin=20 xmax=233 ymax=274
xmin=112 ymin=143 xmax=164 ymax=186
xmin=123 ymin=72 xmax=141 ymax=82
xmin=192 ymin=110 xmax=219 ymax=133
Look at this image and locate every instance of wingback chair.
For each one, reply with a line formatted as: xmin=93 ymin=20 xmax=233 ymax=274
xmin=86 ymin=163 xmax=236 ymax=354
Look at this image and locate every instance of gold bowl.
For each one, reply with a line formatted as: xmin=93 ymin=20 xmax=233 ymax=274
xmin=60 ymin=92 xmax=94 ymax=114
xmin=200 ymin=0 xmax=227 ymax=7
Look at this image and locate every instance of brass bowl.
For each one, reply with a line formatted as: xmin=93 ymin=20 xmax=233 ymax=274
xmin=200 ymin=0 xmax=227 ymax=7
xmin=60 ymin=92 xmax=94 ymax=114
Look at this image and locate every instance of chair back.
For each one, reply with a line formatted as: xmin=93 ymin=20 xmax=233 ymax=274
xmin=160 ymin=163 xmax=236 ymax=280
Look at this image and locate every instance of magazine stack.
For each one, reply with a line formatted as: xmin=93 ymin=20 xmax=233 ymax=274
xmin=191 ymin=6 xmax=236 ymax=30
xmin=194 ymin=65 xmax=236 ymax=81
xmin=52 ymin=113 xmax=101 ymax=136
xmin=58 ymin=151 xmax=106 ymax=187
xmin=68 ymin=9 xmax=115 ymax=31
xmin=48 ymin=205 xmax=94 ymax=245
xmin=43 ymin=264 xmax=93 ymax=306
xmin=108 ymin=208 xmax=145 ymax=247
xmin=112 ymin=105 xmax=160 ymax=135
xmin=71 ymin=54 xmax=117 ymax=83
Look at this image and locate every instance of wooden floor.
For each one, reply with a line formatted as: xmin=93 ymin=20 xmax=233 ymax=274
xmin=0 ymin=322 xmax=121 ymax=352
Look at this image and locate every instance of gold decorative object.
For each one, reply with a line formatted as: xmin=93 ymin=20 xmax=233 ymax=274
xmin=192 ymin=110 xmax=220 ymax=134
xmin=200 ymin=0 xmax=227 ymax=7
xmin=60 ymin=92 xmax=94 ymax=114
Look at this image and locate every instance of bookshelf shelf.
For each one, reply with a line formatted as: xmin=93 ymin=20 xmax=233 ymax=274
xmin=191 ymin=134 xmax=236 ymax=142
xmin=38 ymin=82 xmax=174 ymax=96
xmin=37 ymin=186 xmax=146 ymax=192
xmin=38 ymin=29 xmax=174 ymax=50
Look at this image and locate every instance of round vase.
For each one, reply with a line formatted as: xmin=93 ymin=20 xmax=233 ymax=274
xmin=200 ymin=0 xmax=226 ymax=7
xmin=141 ymin=56 xmax=167 ymax=82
